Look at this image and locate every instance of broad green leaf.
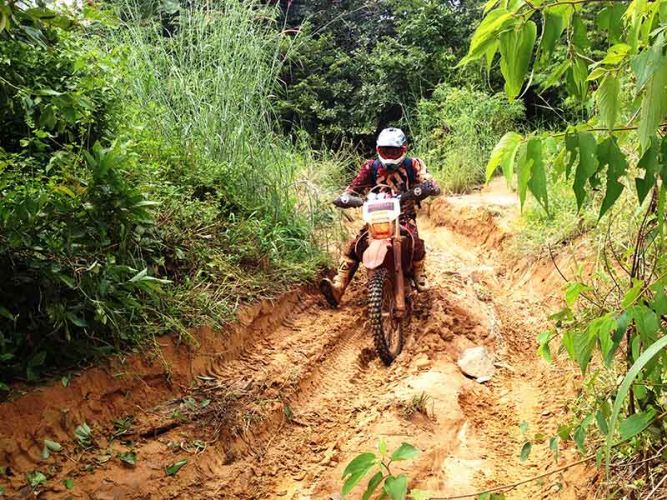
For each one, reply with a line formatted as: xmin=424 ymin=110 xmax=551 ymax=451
xmin=42 ymin=438 xmax=62 ymax=459
xmin=566 ymin=57 xmax=589 ymax=100
xmin=592 ymin=314 xmax=618 ymax=367
xmin=596 ymin=137 xmax=628 ymax=218
xmin=75 ymin=423 xmax=92 ymax=447
xmin=515 ymin=142 xmax=531 ymax=208
xmin=536 ymin=330 xmax=553 ymax=363
xmin=598 ymin=325 xmax=620 ymax=367
xmin=574 ymin=327 xmax=597 ymax=373
xmin=571 ymin=14 xmax=589 ymax=50
xmin=499 ymin=21 xmax=537 ymax=101
xmin=44 ymin=439 xmax=62 ymax=451
xmin=539 ymin=6 xmax=568 ymax=63
xmin=378 ymin=438 xmax=388 ymax=456
xmin=651 ymin=286 xmax=667 ymax=315
xmin=573 ymin=425 xmax=586 ymax=453
xmin=572 ymin=132 xmax=598 ymax=210
xmin=565 ymin=282 xmax=591 ymax=307
xmin=119 ymin=451 xmax=137 ymax=466
xmin=362 ymin=471 xmax=384 ymax=500
xmin=549 ymin=436 xmax=559 ymax=460
xmin=541 ymin=59 xmax=570 ymax=90
xmin=165 ymin=459 xmax=187 ymax=476
xmin=27 ymin=470 xmax=47 ymax=487
xmin=605 ymin=335 xmax=667 ymax=474
xmin=526 ymin=137 xmax=548 ymax=212
xmin=483 ymin=0 xmax=499 ymax=14
xmin=342 ymin=453 xmax=377 ymax=495
xmin=599 ymin=44 xmax=631 ymax=66
xmin=383 ymin=474 xmax=408 ymax=500
xmin=587 ymin=67 xmax=607 ymax=81
xmin=390 ymin=443 xmax=420 ymax=461
xmin=638 ymin=53 xmax=667 ymax=152
xmin=635 ymin=137 xmax=660 ymax=203
xmin=622 ymin=279 xmax=644 ymax=308
xmin=596 ymin=410 xmax=609 ymax=435
xmin=478 ymin=494 xmax=507 ymax=500
xmin=619 ymin=408 xmax=657 ymax=440
xmin=631 ymin=305 xmax=659 ymax=345
xmin=597 ymin=4 xmax=628 ymax=42
xmin=557 ymin=425 xmax=571 ymax=441
xmin=597 ymin=75 xmax=619 ymax=130
xmin=485 ymin=132 xmax=522 ymax=182
xmin=519 ymin=441 xmax=532 ymax=461
xmin=485 ymin=40 xmax=499 ymax=74
xmin=408 ymin=490 xmax=433 ymax=500
xmin=562 ymin=330 xmax=575 ymax=359
xmin=460 ymin=9 xmax=515 ymax=66
xmin=564 ymin=130 xmax=579 ymax=178
xmin=631 ymin=39 xmax=666 ymax=93
xmin=63 ymin=479 xmax=74 ymax=490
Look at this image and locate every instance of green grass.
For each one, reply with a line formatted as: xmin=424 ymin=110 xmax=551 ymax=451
xmin=415 ymin=85 xmax=524 ymax=193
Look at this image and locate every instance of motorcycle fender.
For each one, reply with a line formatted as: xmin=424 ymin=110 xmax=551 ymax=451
xmin=363 ymin=239 xmax=391 ymax=270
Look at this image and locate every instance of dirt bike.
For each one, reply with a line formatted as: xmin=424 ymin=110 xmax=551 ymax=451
xmin=335 ymin=182 xmax=438 ymax=365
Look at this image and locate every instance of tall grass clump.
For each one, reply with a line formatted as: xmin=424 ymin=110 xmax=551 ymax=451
xmin=0 ymin=0 xmax=337 ymax=385
xmin=416 ymin=85 xmax=524 ymax=193
xmin=110 ymin=0 xmax=334 ymax=299
xmin=117 ymin=0 xmax=294 ymax=216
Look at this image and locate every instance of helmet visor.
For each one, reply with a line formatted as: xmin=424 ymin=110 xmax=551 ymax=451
xmin=377 ymin=146 xmax=406 ymax=160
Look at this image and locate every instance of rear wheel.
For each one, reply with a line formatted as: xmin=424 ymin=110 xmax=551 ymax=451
xmin=368 ymin=268 xmax=404 ymax=365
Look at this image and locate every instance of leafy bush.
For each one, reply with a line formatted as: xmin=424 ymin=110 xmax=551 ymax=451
xmin=0 ymin=0 xmax=336 ymax=385
xmin=416 ymin=85 xmax=524 ymax=192
xmin=464 ymin=0 xmax=667 ymax=489
xmin=276 ymin=0 xmax=483 ymax=148
xmin=340 ymin=440 xmax=425 ymax=499
xmin=0 ymin=6 xmax=168 ymax=381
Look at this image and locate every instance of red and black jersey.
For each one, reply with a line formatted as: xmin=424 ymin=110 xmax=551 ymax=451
xmin=345 ymin=157 xmax=438 ymax=217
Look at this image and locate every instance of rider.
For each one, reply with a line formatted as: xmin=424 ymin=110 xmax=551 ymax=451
xmin=320 ymin=127 xmax=441 ymax=307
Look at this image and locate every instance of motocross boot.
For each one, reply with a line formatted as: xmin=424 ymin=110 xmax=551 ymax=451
xmin=413 ymin=258 xmax=430 ymax=292
xmin=320 ymin=256 xmax=358 ymax=307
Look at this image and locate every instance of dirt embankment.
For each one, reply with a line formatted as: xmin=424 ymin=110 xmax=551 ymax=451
xmin=1 ymin=179 xmax=595 ymax=499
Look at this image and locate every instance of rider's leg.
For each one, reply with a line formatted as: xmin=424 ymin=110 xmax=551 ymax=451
xmin=409 ymin=221 xmax=429 ymax=292
xmin=319 ymin=234 xmax=362 ymax=307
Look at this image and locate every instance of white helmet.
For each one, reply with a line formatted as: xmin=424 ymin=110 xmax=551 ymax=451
xmin=376 ymin=128 xmax=408 ymax=168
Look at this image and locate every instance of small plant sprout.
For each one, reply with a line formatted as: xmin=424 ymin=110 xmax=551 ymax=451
xmin=26 ymin=470 xmax=47 ymax=488
xmin=165 ymin=459 xmax=188 ymax=476
xmin=399 ymin=392 xmax=432 ymax=419
xmin=74 ymin=423 xmax=93 ymax=449
xmin=341 ymin=440 xmax=430 ymax=499
xmin=42 ymin=439 xmax=62 ymax=459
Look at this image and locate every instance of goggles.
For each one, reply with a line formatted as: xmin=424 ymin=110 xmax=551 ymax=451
xmin=377 ymin=145 xmax=406 ymax=160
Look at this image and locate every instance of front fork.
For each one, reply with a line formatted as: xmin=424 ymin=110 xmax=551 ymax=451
xmin=393 ymin=233 xmax=406 ymax=317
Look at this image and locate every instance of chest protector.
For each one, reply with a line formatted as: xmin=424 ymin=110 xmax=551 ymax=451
xmin=370 ymin=158 xmax=418 ymax=191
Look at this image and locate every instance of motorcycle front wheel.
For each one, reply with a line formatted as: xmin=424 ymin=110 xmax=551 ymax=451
xmin=368 ymin=267 xmax=404 ymax=365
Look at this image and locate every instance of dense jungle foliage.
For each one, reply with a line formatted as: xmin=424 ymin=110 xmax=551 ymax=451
xmin=2 ymin=0 xmax=521 ymax=385
xmin=3 ymin=0 xmax=667 ymax=493
xmin=465 ymin=0 xmax=667 ymax=493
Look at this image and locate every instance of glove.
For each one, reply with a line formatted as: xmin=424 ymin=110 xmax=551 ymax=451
xmin=412 ymin=181 xmax=441 ymax=201
xmin=333 ymin=193 xmax=363 ymax=208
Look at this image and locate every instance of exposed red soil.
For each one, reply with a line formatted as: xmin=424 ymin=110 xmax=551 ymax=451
xmin=0 ymin=179 xmax=598 ymax=499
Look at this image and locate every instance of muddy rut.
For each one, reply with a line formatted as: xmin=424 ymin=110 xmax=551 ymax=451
xmin=0 ymin=182 xmax=595 ymax=499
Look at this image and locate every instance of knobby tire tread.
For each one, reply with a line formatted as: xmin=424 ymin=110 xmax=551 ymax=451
xmin=368 ymin=268 xmax=403 ymax=365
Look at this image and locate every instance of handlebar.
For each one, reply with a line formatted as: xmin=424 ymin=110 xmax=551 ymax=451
xmin=332 ymin=181 xmax=440 ymax=209
xmin=333 ymin=194 xmax=364 ymax=208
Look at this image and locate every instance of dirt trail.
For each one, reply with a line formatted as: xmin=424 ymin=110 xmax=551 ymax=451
xmin=0 ymin=180 xmax=595 ymax=499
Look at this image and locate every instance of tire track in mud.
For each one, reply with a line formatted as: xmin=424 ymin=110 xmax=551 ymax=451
xmin=44 ymin=284 xmax=383 ymax=499
xmin=1 ymin=182 xmax=594 ymax=499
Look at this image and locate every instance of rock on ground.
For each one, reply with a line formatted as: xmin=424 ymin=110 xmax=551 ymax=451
xmin=457 ymin=346 xmax=495 ymax=381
